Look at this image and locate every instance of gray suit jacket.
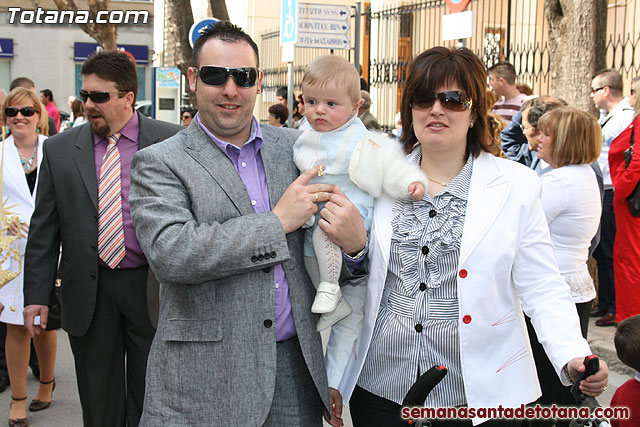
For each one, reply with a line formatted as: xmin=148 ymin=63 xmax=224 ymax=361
xmin=24 ymin=112 xmax=182 ymax=336
xmin=130 ymin=122 xmax=333 ymax=426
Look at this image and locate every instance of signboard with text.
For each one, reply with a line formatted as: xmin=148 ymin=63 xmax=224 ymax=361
xmin=297 ymin=3 xmax=350 ymax=49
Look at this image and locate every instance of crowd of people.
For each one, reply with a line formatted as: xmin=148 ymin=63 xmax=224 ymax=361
xmin=0 ymin=19 xmax=637 ymax=427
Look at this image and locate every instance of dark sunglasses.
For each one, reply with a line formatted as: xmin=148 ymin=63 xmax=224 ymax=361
xmin=591 ymin=86 xmax=607 ymax=94
xmin=412 ymin=91 xmax=473 ymax=112
xmin=194 ymin=66 xmax=260 ymax=87
xmin=78 ymin=90 xmax=126 ymax=104
xmin=5 ymin=107 xmax=36 ymax=117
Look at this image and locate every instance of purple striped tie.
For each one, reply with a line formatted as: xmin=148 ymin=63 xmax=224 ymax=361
xmin=98 ymin=133 xmax=126 ymax=268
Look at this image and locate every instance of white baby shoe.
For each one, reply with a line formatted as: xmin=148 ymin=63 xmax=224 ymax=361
xmin=311 ymin=281 xmax=342 ymax=313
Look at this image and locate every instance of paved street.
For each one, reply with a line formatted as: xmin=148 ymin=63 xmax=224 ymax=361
xmin=0 ymin=317 xmax=631 ymax=426
xmin=0 ymin=331 xmax=82 ymax=426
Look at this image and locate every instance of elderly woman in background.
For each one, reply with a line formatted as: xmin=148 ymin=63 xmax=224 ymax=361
xmin=609 ymin=76 xmax=640 ymax=324
xmin=329 ymin=47 xmax=608 ymax=427
xmin=0 ymin=88 xmax=57 ymax=427
xmin=519 ymin=96 xmax=566 ymax=172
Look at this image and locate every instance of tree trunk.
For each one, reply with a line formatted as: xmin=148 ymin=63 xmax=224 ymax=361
xmin=210 ymin=0 xmax=230 ymax=21
xmin=166 ymin=0 xmax=194 ymax=76
xmin=53 ymin=0 xmax=118 ymax=50
xmin=544 ymin=0 xmax=607 ymax=114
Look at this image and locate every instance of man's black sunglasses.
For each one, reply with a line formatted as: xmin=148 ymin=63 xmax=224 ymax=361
xmin=412 ymin=91 xmax=473 ymax=112
xmin=78 ymin=90 xmax=127 ymax=104
xmin=193 ymin=66 xmax=261 ymax=88
xmin=5 ymin=107 xmax=37 ymax=117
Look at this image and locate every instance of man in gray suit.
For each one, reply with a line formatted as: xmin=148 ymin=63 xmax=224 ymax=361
xmin=23 ymin=51 xmax=182 ymax=426
xmin=129 ymin=22 xmax=367 ymax=426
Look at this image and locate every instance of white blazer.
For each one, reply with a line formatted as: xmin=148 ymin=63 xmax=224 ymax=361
xmin=0 ymin=134 xmax=46 ymax=325
xmin=338 ymin=152 xmax=591 ymax=424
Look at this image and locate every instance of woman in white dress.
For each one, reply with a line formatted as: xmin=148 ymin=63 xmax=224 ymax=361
xmin=527 ymin=107 xmax=602 ymax=424
xmin=0 ymin=88 xmax=57 ymax=426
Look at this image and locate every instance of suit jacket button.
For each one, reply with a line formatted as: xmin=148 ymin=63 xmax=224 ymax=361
xmin=93 ymin=216 xmax=98 ymax=223
xmin=270 ymin=251 xmax=276 ymax=258
xmin=263 ymin=267 xmax=272 ymax=273
xmin=414 ymin=323 xmax=423 ymax=333
xmin=459 ymin=269 xmax=468 ymax=278
xmin=90 ymin=245 xmax=97 ymax=252
xmin=263 ymin=319 xmax=273 ymax=328
xmin=258 ymin=254 xmax=264 ymax=261
xmin=463 ymin=315 xmax=472 ymax=324
xmin=263 ymin=253 xmax=270 ymax=259
xmin=419 ymin=282 xmax=426 ymax=291
xmin=429 ymin=209 xmax=437 ymax=218
xmin=90 ymin=273 xmax=96 ymax=279
xmin=421 ymin=246 xmax=429 ymax=255
xmin=251 ymin=256 xmax=258 ymax=262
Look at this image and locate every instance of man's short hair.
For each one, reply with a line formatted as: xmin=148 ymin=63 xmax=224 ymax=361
xmin=488 ymin=62 xmax=517 ymax=85
xmin=594 ymin=68 xmax=623 ymax=97
xmin=276 ymin=87 xmax=287 ymax=99
xmin=302 ymin=55 xmax=360 ymax=104
xmin=614 ymin=315 xmax=640 ymax=372
xmin=10 ymin=77 xmax=35 ymax=91
xmin=81 ymin=51 xmax=138 ymax=102
xmin=360 ymin=90 xmax=372 ymax=109
xmin=192 ymin=21 xmax=259 ymax=68
xmin=40 ymin=89 xmax=54 ymax=101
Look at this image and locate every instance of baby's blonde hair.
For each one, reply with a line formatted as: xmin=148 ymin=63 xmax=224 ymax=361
xmin=302 ymin=56 xmax=361 ymax=103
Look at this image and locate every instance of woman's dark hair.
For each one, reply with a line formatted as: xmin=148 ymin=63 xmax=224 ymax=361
xmin=400 ymin=47 xmax=490 ymax=158
xmin=268 ymin=104 xmax=288 ymax=125
xmin=81 ymin=51 xmax=138 ymax=103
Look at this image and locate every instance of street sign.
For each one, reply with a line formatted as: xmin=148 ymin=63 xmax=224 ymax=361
xmin=189 ymin=18 xmax=219 ymax=48
xmin=281 ymin=0 xmax=299 ymax=45
xmin=297 ymin=3 xmax=350 ymax=49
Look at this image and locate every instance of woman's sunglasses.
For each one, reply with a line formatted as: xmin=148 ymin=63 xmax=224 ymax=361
xmin=412 ymin=91 xmax=473 ymax=112
xmin=78 ymin=90 xmax=126 ymax=104
xmin=193 ymin=66 xmax=260 ymax=88
xmin=5 ymin=107 xmax=36 ymax=117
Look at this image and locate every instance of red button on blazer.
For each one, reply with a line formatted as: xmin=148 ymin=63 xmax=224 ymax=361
xmin=459 ymin=269 xmax=468 ymax=278
xmin=463 ymin=315 xmax=472 ymax=324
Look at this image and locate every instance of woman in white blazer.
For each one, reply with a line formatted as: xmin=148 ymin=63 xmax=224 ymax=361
xmin=328 ymin=48 xmax=609 ymax=427
xmin=0 ymin=88 xmax=57 ymax=426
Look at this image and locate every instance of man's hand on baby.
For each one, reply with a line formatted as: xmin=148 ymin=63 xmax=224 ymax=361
xmin=409 ymin=182 xmax=426 ymax=201
xmin=274 ymin=165 xmax=335 ymax=234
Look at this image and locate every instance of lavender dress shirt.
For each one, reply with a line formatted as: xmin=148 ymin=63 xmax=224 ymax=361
xmin=196 ymin=114 xmax=296 ymax=341
xmin=93 ymin=111 xmax=148 ymax=269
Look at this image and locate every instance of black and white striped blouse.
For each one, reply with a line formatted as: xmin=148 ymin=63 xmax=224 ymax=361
xmin=358 ymin=149 xmax=473 ymax=408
